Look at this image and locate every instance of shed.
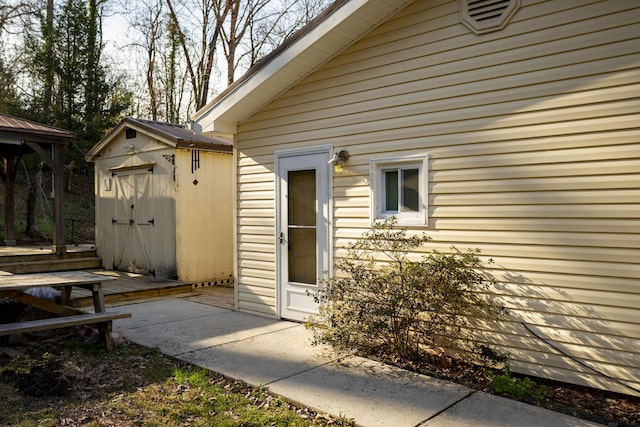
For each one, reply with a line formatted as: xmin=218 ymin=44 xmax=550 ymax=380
xmin=86 ymin=117 xmax=233 ymax=284
xmin=192 ymin=0 xmax=640 ymax=396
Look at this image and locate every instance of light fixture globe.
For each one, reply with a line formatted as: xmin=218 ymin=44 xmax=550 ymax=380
xmin=328 ymin=150 xmax=350 ymax=173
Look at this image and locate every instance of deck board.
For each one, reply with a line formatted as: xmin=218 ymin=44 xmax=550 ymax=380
xmin=69 ymin=270 xmax=193 ymax=307
xmin=69 ymin=271 xmax=235 ymax=310
xmin=185 ymin=287 xmax=235 ymax=310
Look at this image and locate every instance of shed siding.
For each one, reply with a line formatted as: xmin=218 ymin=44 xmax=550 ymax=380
xmin=93 ymin=132 xmax=177 ymax=278
xmin=175 ymin=150 xmax=234 ymax=284
xmin=234 ymin=0 xmax=640 ymax=394
xmin=93 ymin=128 xmax=234 ymax=283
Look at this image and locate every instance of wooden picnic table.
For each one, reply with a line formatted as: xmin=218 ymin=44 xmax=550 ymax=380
xmin=0 ymin=271 xmax=131 ymax=350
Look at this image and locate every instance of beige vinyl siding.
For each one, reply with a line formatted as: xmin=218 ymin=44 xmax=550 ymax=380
xmin=234 ymin=0 xmax=640 ymax=395
xmin=235 ymin=153 xmax=277 ymax=315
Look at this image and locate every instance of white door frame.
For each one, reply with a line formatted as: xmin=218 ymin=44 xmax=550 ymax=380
xmin=275 ymin=145 xmax=332 ymax=320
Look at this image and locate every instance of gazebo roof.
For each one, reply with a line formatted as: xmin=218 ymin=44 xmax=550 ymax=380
xmin=0 ymin=113 xmax=75 ymax=142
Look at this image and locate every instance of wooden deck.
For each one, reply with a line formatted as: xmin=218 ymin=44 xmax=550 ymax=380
xmin=0 ymin=244 xmax=101 ymax=273
xmin=0 ymin=246 xmax=235 ymax=311
xmin=69 ymin=270 xmax=235 ymax=310
xmin=0 ymin=244 xmax=97 ymax=256
xmin=69 ymin=270 xmax=192 ymax=306
xmin=183 ymin=286 xmax=235 ymax=310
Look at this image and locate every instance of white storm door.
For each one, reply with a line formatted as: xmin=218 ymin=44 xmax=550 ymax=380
xmin=112 ymin=167 xmax=154 ymax=274
xmin=277 ymin=150 xmax=330 ymax=321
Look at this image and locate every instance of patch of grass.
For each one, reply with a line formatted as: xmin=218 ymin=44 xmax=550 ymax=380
xmin=0 ymin=353 xmax=39 ymax=376
xmin=105 ymin=376 xmax=317 ymax=427
xmin=173 ymin=366 xmax=210 ymax=388
xmin=0 ymin=336 xmax=352 ymax=426
xmin=490 ymin=368 xmax=548 ymax=402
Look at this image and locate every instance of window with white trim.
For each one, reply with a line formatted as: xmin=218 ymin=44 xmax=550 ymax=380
xmin=370 ymin=154 xmax=429 ymax=226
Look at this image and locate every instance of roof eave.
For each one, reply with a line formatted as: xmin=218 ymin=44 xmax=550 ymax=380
xmin=175 ymin=140 xmax=233 ymax=153
xmin=86 ymin=117 xmax=234 ymax=161
xmin=0 ymin=113 xmax=75 ymax=141
xmin=85 ymin=118 xmax=178 ymax=161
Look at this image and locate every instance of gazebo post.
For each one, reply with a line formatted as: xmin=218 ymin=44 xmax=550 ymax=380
xmin=3 ymin=155 xmax=17 ymax=246
xmin=52 ymin=143 xmax=66 ymax=254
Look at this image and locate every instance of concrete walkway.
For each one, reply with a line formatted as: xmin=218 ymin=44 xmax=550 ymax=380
xmin=112 ymin=297 xmax=600 ymax=427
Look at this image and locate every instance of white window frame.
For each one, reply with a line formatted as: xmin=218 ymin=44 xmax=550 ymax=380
xmin=370 ymin=153 xmax=429 ymax=226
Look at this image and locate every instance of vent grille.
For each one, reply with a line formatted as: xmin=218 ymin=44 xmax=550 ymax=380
xmin=468 ymin=0 xmax=510 ymax=22
xmin=460 ymin=0 xmax=520 ymax=34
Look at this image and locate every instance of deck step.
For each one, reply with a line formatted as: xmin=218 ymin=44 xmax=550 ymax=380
xmin=0 ymin=248 xmax=98 ymax=264
xmin=0 ymin=257 xmax=103 ymax=274
xmin=70 ymin=283 xmax=193 ymax=307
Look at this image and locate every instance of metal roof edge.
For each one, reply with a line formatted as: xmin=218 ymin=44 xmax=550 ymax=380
xmin=86 ymin=117 xmax=233 ymax=161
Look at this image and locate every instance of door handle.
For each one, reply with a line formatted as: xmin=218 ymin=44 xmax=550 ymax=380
xmin=279 ymin=232 xmax=285 ymax=244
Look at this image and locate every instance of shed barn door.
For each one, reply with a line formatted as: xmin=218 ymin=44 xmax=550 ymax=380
xmin=112 ymin=167 xmax=154 ymax=274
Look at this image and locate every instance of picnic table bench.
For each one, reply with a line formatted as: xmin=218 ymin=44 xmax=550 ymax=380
xmin=0 ymin=271 xmax=131 ymax=350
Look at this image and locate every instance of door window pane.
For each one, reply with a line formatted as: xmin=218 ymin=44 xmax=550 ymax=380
xmin=288 ymin=170 xmax=316 ymax=284
xmin=289 ymin=170 xmax=316 ymax=226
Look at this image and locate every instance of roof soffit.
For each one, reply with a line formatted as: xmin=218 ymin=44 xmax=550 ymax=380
xmin=192 ymin=0 xmax=414 ymax=134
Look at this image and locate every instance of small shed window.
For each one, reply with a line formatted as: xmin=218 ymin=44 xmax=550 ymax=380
xmin=125 ymin=128 xmax=137 ymax=139
xmin=370 ymin=153 xmax=429 ymax=226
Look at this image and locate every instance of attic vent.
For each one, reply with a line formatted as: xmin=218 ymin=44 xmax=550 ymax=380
xmin=125 ymin=128 xmax=137 ymax=139
xmin=460 ymin=0 xmax=520 ymax=34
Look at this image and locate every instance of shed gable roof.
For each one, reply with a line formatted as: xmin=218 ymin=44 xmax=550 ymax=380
xmin=86 ymin=117 xmax=232 ymax=161
xmin=192 ymin=0 xmax=414 ymax=134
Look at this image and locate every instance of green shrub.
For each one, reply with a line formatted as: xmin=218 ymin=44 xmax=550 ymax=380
xmin=307 ymin=217 xmax=505 ymax=363
xmin=491 ymin=368 xmax=548 ymax=401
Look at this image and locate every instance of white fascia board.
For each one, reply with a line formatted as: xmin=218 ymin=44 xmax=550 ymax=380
xmin=86 ymin=122 xmax=176 ymax=161
xmin=194 ymin=0 xmax=412 ymax=134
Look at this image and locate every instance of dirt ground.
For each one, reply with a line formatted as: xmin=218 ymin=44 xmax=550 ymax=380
xmin=0 ymin=329 xmax=638 ymax=426
xmin=0 ymin=329 xmax=348 ymax=426
xmin=378 ymin=352 xmax=639 ymax=427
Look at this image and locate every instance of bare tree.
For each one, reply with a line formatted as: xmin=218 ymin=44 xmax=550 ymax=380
xmin=163 ymin=12 xmax=185 ymax=122
xmin=220 ymin=0 xmax=266 ymax=85
xmin=165 ymin=0 xmax=230 ymax=111
xmin=116 ymin=0 xmax=331 ymax=117
xmin=0 ymin=0 xmax=29 ymax=34
xmin=0 ymin=0 xmax=31 ymax=113
xmin=120 ymin=0 xmax=164 ymax=120
xmin=165 ymin=0 xmax=331 ymax=112
xmin=241 ymin=0 xmax=331 ymax=77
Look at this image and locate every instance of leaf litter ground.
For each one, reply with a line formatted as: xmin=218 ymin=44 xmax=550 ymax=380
xmin=0 ymin=328 xmax=638 ymax=426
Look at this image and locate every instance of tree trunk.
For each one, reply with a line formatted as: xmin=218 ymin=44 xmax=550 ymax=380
xmin=43 ymin=0 xmax=55 ymax=121
xmin=25 ymin=170 xmax=41 ymax=238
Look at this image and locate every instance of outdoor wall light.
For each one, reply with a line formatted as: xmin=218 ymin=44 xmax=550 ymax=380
xmin=328 ymin=150 xmax=349 ymax=173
